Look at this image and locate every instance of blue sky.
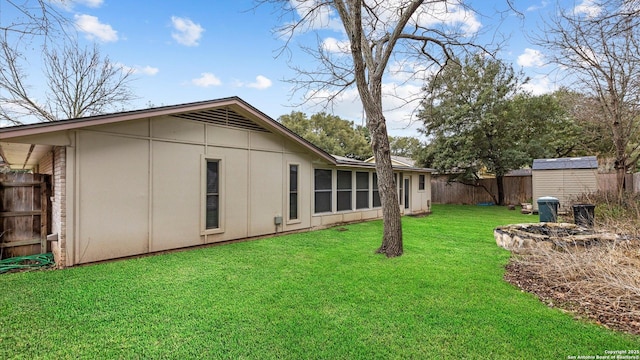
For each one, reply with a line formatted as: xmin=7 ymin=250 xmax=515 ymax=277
xmin=2 ymin=0 xmax=595 ymax=137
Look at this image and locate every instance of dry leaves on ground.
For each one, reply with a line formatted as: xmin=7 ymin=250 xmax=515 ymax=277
xmin=504 ymin=242 xmax=640 ymax=335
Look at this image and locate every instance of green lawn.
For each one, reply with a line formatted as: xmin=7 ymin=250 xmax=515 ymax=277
xmin=1 ymin=205 xmax=638 ymax=359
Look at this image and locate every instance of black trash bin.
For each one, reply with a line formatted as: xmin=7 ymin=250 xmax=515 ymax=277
xmin=537 ymin=196 xmax=559 ymax=222
xmin=572 ymin=204 xmax=595 ymax=228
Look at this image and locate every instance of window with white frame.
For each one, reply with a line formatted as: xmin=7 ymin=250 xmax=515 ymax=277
xmin=419 ymin=174 xmax=426 ymax=190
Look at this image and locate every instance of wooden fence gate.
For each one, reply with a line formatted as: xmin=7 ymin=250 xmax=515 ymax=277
xmin=0 ymin=173 xmax=51 ymax=260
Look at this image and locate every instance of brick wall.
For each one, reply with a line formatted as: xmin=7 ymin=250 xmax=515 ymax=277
xmin=38 ymin=151 xmax=53 ymax=175
xmin=50 ymin=146 xmax=66 ymax=267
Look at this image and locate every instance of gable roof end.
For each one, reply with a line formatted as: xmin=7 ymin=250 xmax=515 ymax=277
xmin=0 ymin=97 xmax=337 ymax=167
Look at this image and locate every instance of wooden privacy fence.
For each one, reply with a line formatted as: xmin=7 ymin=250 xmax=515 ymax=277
xmin=431 ymin=176 xmax=532 ymax=205
xmin=596 ymin=173 xmax=637 ymax=193
xmin=432 ymin=173 xmax=640 ymax=205
xmin=0 ymin=173 xmax=51 ymax=260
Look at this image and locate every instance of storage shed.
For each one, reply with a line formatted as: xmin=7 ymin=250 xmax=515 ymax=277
xmin=532 ymin=156 xmax=598 ymax=211
xmin=0 ymin=97 xmax=432 ymax=267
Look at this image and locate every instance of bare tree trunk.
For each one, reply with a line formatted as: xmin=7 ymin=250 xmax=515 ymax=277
xmin=369 ymin=111 xmax=403 ymax=257
xmin=342 ymin=0 xmax=403 ymax=257
xmin=615 ymin=161 xmax=627 ymax=196
xmin=269 ymin=0 xmax=484 ymax=256
xmin=496 ymin=175 xmax=505 ymax=206
xmin=362 ymin=94 xmax=403 ymax=257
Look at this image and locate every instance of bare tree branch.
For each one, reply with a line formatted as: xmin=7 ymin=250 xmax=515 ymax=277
xmin=0 ymin=35 xmax=136 ymax=124
xmin=534 ymin=0 xmax=640 ymax=193
xmin=260 ymin=0 xmax=512 ymax=257
xmin=43 ymin=42 xmax=136 ymax=120
xmin=1 ymin=0 xmax=67 ymax=37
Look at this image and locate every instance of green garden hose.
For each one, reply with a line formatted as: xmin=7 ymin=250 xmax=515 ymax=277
xmin=0 ymin=253 xmax=54 ymax=274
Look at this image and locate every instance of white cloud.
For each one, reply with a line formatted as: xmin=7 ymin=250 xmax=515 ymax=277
xmin=116 ymin=63 xmax=159 ymax=76
xmin=303 ymin=81 xmax=425 ymax=137
xmin=50 ymin=0 xmax=103 ymax=10
xmin=574 ymin=0 xmax=602 ymax=18
xmin=522 ymin=75 xmax=556 ymax=95
xmin=246 ymin=75 xmax=272 ymax=90
xmin=289 ymin=1 xmax=344 ymax=32
xmin=286 ymin=0 xmax=481 ymax=38
xmin=192 ymin=73 xmax=221 ymax=87
xmin=517 ymin=48 xmax=545 ymax=67
xmin=75 ymin=0 xmax=103 ymax=7
xmin=171 ymin=16 xmax=204 ymax=47
xmin=526 ymin=1 xmax=548 ymax=12
xmin=321 ymin=37 xmax=350 ymax=54
xmin=412 ymin=1 xmax=482 ymax=36
xmin=74 ymin=14 xmax=118 ymax=42
xmin=130 ymin=65 xmax=159 ymax=76
xmin=234 ymin=75 xmax=273 ymax=89
xmin=388 ymin=60 xmax=436 ymax=83
xmin=137 ymin=66 xmax=159 ymax=76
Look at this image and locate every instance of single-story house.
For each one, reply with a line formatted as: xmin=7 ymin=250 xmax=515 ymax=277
xmin=0 ymin=97 xmax=432 ymax=267
xmin=532 ymin=156 xmax=598 ymax=211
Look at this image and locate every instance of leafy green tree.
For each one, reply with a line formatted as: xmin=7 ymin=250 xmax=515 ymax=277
xmin=279 ymin=111 xmax=372 ymax=160
xmin=388 ymin=136 xmax=423 ymax=158
xmin=420 ymin=55 xmax=590 ymax=205
xmin=552 ymin=88 xmax=618 ymax=159
xmin=420 ymin=54 xmax=530 ymax=205
xmin=512 ymin=91 xmax=584 ymax=160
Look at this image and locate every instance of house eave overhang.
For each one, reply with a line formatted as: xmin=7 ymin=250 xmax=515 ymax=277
xmin=334 ymin=158 xmax=433 ymax=173
xmin=0 ymin=96 xmax=338 ymax=168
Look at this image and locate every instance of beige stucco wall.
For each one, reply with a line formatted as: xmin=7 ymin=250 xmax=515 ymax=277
xmin=61 ymin=116 xmax=319 ymax=265
xmin=409 ymin=172 xmax=432 ymax=214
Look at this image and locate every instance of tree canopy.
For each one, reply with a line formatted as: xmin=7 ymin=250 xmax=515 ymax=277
xmin=279 ymin=111 xmax=372 ymax=160
xmin=419 ymin=54 xmax=578 ymax=205
xmin=388 ymin=136 xmax=423 ymax=159
xmin=534 ymin=0 xmax=640 ymax=192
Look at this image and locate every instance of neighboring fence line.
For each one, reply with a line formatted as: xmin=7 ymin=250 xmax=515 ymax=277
xmin=0 ymin=173 xmax=51 ymax=260
xmin=431 ymin=173 xmax=639 ymax=205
